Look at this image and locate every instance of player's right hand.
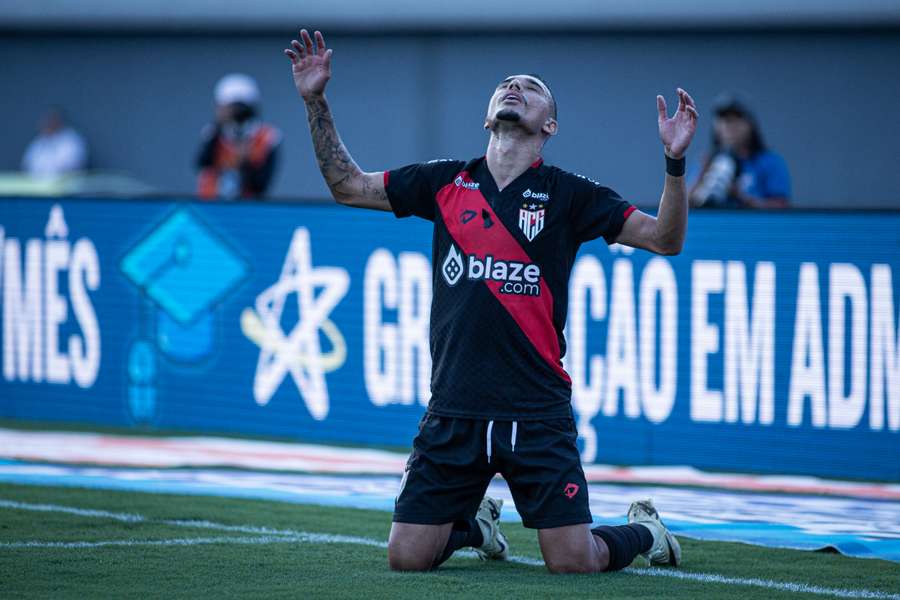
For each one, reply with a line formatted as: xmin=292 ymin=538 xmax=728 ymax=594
xmin=284 ymin=29 xmax=332 ymax=100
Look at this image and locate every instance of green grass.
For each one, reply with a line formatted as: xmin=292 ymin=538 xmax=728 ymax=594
xmin=0 ymin=484 xmax=898 ymax=599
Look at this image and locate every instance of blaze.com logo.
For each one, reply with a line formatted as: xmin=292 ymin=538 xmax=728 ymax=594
xmin=441 ymin=244 xmax=541 ymax=296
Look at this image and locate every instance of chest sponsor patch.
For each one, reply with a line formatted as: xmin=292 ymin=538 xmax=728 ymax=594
xmin=518 ymin=203 xmax=546 ymax=241
xmin=441 ymin=244 xmax=541 ymax=296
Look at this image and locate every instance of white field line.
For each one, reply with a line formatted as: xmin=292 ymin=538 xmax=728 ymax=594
xmin=623 ymin=568 xmax=900 ymax=599
xmin=1 ymin=498 xmax=897 ymax=600
xmin=0 ymin=499 xmax=145 ymax=522
xmin=161 ymin=519 xmax=388 ymax=549
xmin=0 ymin=536 xmax=304 ymax=549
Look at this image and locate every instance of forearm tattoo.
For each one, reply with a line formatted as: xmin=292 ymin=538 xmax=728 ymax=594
xmin=304 ymin=97 xmax=385 ymax=203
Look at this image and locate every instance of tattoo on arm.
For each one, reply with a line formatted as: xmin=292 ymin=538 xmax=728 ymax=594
xmin=360 ymin=171 xmax=387 ymax=205
xmin=304 ymin=96 xmax=386 ymax=205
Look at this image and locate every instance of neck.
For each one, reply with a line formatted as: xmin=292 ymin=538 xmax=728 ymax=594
xmin=485 ymin=126 xmax=543 ymax=191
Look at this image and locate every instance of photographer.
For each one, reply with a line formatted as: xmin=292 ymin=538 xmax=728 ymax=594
xmin=196 ymin=74 xmax=282 ymax=200
xmin=690 ymin=96 xmax=791 ymax=209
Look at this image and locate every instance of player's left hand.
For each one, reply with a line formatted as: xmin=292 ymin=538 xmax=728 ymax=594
xmin=657 ymin=88 xmax=698 ymax=159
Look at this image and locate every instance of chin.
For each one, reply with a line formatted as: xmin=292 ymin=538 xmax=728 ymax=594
xmin=495 ymin=108 xmax=522 ymax=123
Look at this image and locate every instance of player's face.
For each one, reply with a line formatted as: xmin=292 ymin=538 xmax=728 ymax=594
xmin=485 ymin=75 xmax=556 ymax=135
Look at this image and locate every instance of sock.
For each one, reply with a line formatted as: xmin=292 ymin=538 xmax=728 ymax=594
xmin=591 ymin=524 xmax=653 ymax=571
xmin=432 ymin=518 xmax=484 ymax=568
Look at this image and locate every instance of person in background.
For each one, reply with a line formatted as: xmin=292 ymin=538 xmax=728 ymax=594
xmin=196 ymin=73 xmax=282 ymax=200
xmin=21 ymin=107 xmax=88 ymax=178
xmin=690 ymin=95 xmax=791 ymax=208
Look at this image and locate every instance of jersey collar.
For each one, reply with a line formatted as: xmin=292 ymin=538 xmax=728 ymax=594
xmin=471 ymin=155 xmax=543 ymax=199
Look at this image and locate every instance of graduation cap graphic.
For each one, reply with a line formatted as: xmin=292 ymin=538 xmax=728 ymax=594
xmin=121 ymin=209 xmax=248 ymax=329
xmin=119 ymin=208 xmax=249 ymax=421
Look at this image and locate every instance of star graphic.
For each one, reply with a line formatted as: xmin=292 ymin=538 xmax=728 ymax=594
xmin=249 ymin=227 xmax=349 ymax=420
xmin=529 ymin=203 xmax=537 ymax=210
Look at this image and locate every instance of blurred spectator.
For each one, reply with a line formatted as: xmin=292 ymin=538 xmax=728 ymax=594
xmin=196 ymin=74 xmax=282 ymax=200
xmin=690 ymin=96 xmax=791 ymax=208
xmin=22 ymin=107 xmax=88 ymax=179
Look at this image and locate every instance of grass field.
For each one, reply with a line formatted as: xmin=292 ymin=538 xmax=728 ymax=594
xmin=1 ymin=484 xmax=898 ymax=599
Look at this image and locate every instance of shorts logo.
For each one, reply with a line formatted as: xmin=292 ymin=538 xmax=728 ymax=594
xmin=440 ymin=245 xmax=542 ymax=296
xmin=454 ymin=175 xmax=480 ymax=190
xmin=441 ymin=244 xmax=464 ymax=286
xmin=519 ymin=203 xmax=546 ymax=241
xmin=563 ymin=482 xmax=580 ymax=499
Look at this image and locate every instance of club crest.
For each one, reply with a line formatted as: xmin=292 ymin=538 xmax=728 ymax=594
xmin=518 ymin=203 xmax=545 ymax=241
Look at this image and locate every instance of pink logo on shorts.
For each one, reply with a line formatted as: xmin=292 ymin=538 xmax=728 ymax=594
xmin=563 ymin=483 xmax=579 ymax=499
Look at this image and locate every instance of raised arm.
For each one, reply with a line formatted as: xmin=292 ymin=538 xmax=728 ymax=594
xmin=284 ymin=30 xmax=390 ymax=211
xmin=615 ymin=88 xmax=698 ymax=255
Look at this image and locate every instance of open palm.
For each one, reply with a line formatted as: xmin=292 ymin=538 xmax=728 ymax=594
xmin=658 ymin=88 xmax=699 ymax=159
xmin=284 ymin=29 xmax=333 ymax=99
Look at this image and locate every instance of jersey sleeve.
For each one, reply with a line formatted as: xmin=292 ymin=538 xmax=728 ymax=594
xmin=567 ymin=173 xmax=635 ymax=244
xmin=384 ymin=160 xmax=465 ymax=221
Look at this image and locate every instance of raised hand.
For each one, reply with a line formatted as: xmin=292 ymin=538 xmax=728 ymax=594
xmin=284 ymin=29 xmax=333 ymax=100
xmin=657 ymin=88 xmax=699 ymax=159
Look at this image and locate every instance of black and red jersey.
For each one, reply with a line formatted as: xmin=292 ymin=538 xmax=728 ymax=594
xmin=385 ymin=156 xmax=634 ymax=420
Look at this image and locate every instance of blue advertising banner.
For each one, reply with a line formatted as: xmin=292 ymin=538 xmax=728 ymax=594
xmin=0 ymin=198 xmax=898 ymax=480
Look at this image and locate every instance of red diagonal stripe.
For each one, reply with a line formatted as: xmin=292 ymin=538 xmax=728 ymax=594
xmin=436 ymin=174 xmax=570 ymax=384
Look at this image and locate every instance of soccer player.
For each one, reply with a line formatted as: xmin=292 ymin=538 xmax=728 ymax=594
xmin=285 ymin=30 xmax=697 ymax=574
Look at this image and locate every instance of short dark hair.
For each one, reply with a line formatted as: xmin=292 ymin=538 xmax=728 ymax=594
xmin=527 ymin=73 xmax=557 ymax=120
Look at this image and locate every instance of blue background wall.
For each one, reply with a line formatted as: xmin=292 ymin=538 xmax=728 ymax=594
xmin=1 ymin=198 xmax=898 ymax=480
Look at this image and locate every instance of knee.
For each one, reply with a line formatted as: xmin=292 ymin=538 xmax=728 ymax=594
xmin=545 ymin=555 xmax=604 ymax=575
xmin=387 ymin=540 xmax=434 ymax=572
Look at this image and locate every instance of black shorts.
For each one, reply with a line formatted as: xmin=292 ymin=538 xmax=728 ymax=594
xmin=393 ymin=413 xmax=592 ymax=529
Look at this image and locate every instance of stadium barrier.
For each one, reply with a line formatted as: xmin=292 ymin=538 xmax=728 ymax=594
xmin=0 ymin=197 xmax=898 ymax=480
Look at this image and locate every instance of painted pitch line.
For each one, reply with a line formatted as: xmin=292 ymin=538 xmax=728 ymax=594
xmin=0 ymin=536 xmax=305 ymax=549
xmin=624 ymin=568 xmax=900 ymax=600
xmin=162 ymin=519 xmax=388 ymax=549
xmin=0 ymin=498 xmax=145 ymax=522
xmin=1 ymin=498 xmax=896 ymax=600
